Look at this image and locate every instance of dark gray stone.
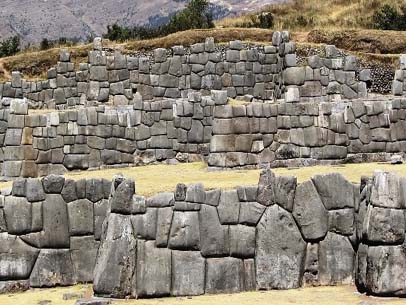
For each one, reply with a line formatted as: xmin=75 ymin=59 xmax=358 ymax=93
xmin=364 ymin=206 xmax=405 ymax=245
xmin=168 ymin=211 xmax=200 ymax=250
xmin=365 ymin=245 xmax=406 ymax=296
xmin=93 ymin=213 xmax=137 ymax=298
xmin=30 ymin=249 xmax=75 ymax=287
xmin=136 ymin=240 xmax=171 ymax=298
xmin=229 ymin=225 xmax=255 ymax=258
xmin=4 ymin=196 xmax=32 ymax=235
xmin=217 ymin=190 xmax=240 ymax=224
xmin=205 ymin=257 xmax=244 ymax=294
xmin=318 ymin=232 xmax=354 ymax=285
xmin=67 ymin=199 xmax=94 ymax=236
xmin=131 ymin=208 xmax=157 ymax=240
xmin=155 ymin=207 xmax=173 ymax=247
xmin=199 ymin=204 xmax=229 ymax=257
xmin=171 ymin=251 xmax=205 ymax=296
xmin=328 ymin=209 xmax=355 ymax=236
xmin=0 ymin=233 xmax=39 ymax=280
xmin=42 ymin=175 xmax=65 ymax=193
xmin=238 ymin=201 xmax=266 ymax=226
xmin=312 ymin=173 xmax=355 ymax=210
xmin=146 ymin=192 xmax=174 ymax=207
xmin=293 ymin=180 xmax=328 ymax=241
xmin=256 ymin=205 xmax=306 ymax=289
xmin=110 ymin=179 xmax=135 ymax=214
xmin=70 ymin=236 xmax=100 ymax=283
xmin=26 ymin=178 xmax=46 ymax=202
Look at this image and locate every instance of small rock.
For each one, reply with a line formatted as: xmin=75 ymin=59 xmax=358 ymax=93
xmin=63 ymin=293 xmax=84 ymax=300
xmin=75 ymin=298 xmax=111 ymax=305
xmin=391 ymin=155 xmax=403 ymax=165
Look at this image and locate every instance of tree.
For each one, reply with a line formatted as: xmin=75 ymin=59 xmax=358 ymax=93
xmin=0 ymin=36 xmax=20 ymax=57
xmin=373 ymin=4 xmax=406 ymax=30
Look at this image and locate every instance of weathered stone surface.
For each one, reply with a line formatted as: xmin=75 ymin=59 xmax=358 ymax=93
xmin=67 ymin=199 xmax=94 ymax=236
xmin=199 ymin=204 xmax=229 ymax=257
xmin=25 ymin=179 xmax=46 ymax=202
xmin=155 ymin=207 xmax=173 ymax=247
xmin=0 ymin=280 xmax=30 ymax=294
xmin=328 ymin=209 xmax=355 ymax=236
xmin=205 ymin=258 xmax=244 ymax=294
xmin=146 ymin=192 xmax=174 ymax=207
xmin=312 ymin=173 xmax=355 ymax=210
xmin=256 ymin=205 xmax=306 ymax=289
xmin=171 ymin=251 xmax=205 ymax=296
xmin=239 ymin=201 xmax=266 ymax=226
xmin=0 ymin=233 xmax=39 ymax=280
xmin=4 ymin=196 xmax=32 ymax=235
xmin=217 ymin=190 xmax=240 ymax=224
xmin=131 ymin=208 xmax=157 ymax=240
xmin=293 ymin=180 xmax=328 ymax=241
xmin=229 ymin=225 xmax=255 ymax=258
xmin=355 ymin=243 xmax=368 ymax=291
xmin=42 ymin=175 xmax=65 ymax=194
xmin=93 ymin=213 xmax=137 ymax=298
xmin=110 ymin=179 xmax=135 ymax=214
xmin=365 ymin=245 xmax=406 ymax=296
xmin=30 ymin=249 xmax=75 ymax=287
xmin=364 ymin=206 xmax=405 ymax=245
xmin=318 ymin=232 xmax=354 ymax=285
xmin=370 ymin=171 xmax=401 ymax=209
xmin=136 ymin=240 xmax=171 ymax=298
xmin=168 ymin=211 xmax=200 ymax=250
xmin=70 ymin=236 xmax=100 ymax=283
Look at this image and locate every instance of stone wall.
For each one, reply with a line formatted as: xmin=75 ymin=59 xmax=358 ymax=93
xmin=209 ymin=96 xmax=406 ymax=168
xmin=0 ymin=34 xmax=370 ymax=109
xmin=1 ymin=170 xmax=405 ymax=298
xmin=0 ymin=175 xmax=110 ymax=292
xmin=393 ymin=55 xmax=406 ymax=96
xmin=2 ymin=94 xmax=406 ymax=177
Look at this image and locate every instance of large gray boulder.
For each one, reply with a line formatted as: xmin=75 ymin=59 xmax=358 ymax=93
xmin=0 ymin=233 xmax=39 ymax=280
xmin=205 ymin=257 xmax=244 ymax=294
xmin=312 ymin=173 xmax=355 ymax=210
xmin=364 ymin=206 xmax=405 ymax=245
xmin=365 ymin=245 xmax=406 ymax=296
xmin=229 ymin=225 xmax=255 ymax=258
xmin=256 ymin=205 xmax=306 ymax=289
xmin=4 ymin=196 xmax=32 ymax=235
xmin=136 ymin=240 xmax=171 ymax=298
xmin=67 ymin=199 xmax=94 ymax=236
xmin=198 ymin=204 xmax=229 ymax=257
xmin=318 ymin=232 xmax=354 ymax=285
xmin=171 ymin=251 xmax=205 ymax=296
xmin=293 ymin=181 xmax=328 ymax=241
xmin=238 ymin=201 xmax=265 ymax=226
xmin=217 ymin=190 xmax=240 ymax=224
xmin=70 ymin=236 xmax=100 ymax=283
xmin=155 ymin=207 xmax=173 ymax=247
xmin=370 ymin=172 xmax=401 ymax=209
xmin=93 ymin=213 xmax=137 ymax=298
xmin=30 ymin=249 xmax=75 ymax=287
xmin=110 ymin=179 xmax=135 ymax=214
xmin=168 ymin=212 xmax=200 ymax=250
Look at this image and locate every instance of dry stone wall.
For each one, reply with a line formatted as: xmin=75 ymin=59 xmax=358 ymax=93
xmin=0 ymin=175 xmax=110 ymax=292
xmin=0 ymin=33 xmax=370 ymax=109
xmin=2 ymin=94 xmax=406 ymax=177
xmin=1 ymin=170 xmax=405 ymax=298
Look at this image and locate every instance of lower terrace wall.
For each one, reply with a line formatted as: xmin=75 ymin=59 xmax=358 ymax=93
xmin=1 ymin=93 xmax=406 ymax=178
xmin=1 ymin=170 xmax=405 ymax=298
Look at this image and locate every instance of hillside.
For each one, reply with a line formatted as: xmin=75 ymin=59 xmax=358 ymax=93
xmin=0 ymin=0 xmax=280 ymax=45
xmin=217 ymin=0 xmax=406 ymax=31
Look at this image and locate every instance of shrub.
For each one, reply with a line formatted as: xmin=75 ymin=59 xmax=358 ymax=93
xmin=0 ymin=36 xmax=20 ymax=57
xmin=104 ymin=0 xmax=214 ymax=42
xmin=373 ymin=4 xmax=406 ymax=30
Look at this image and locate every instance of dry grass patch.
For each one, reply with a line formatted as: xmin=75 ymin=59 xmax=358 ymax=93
xmin=2 ymin=162 xmax=406 ymax=195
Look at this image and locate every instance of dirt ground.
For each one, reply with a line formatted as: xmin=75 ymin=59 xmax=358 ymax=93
xmin=1 ymin=285 xmax=406 ymax=305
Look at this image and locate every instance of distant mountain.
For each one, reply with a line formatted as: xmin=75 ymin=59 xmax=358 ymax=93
xmin=0 ymin=0 xmax=281 ymax=45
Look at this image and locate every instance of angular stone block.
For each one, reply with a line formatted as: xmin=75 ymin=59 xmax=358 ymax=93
xmin=217 ymin=190 xmax=240 ymax=225
xmin=229 ymin=225 xmax=255 ymax=258
xmin=155 ymin=207 xmax=173 ymax=247
xmin=168 ymin=211 xmax=200 ymax=250
xmin=293 ymin=180 xmax=328 ymax=241
xmin=136 ymin=240 xmax=171 ymax=298
xmin=171 ymin=251 xmax=205 ymax=296
xmin=4 ymin=196 xmax=32 ymax=235
xmin=256 ymin=205 xmax=306 ymax=289
xmin=67 ymin=199 xmax=94 ymax=236
xmin=205 ymin=257 xmax=244 ymax=294
xmin=70 ymin=236 xmax=100 ymax=283
xmin=30 ymin=249 xmax=75 ymax=287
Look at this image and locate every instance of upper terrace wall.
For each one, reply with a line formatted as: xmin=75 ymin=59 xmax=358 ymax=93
xmin=1 ymin=93 xmax=406 ymax=178
xmin=0 ymin=33 xmax=370 ymax=108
